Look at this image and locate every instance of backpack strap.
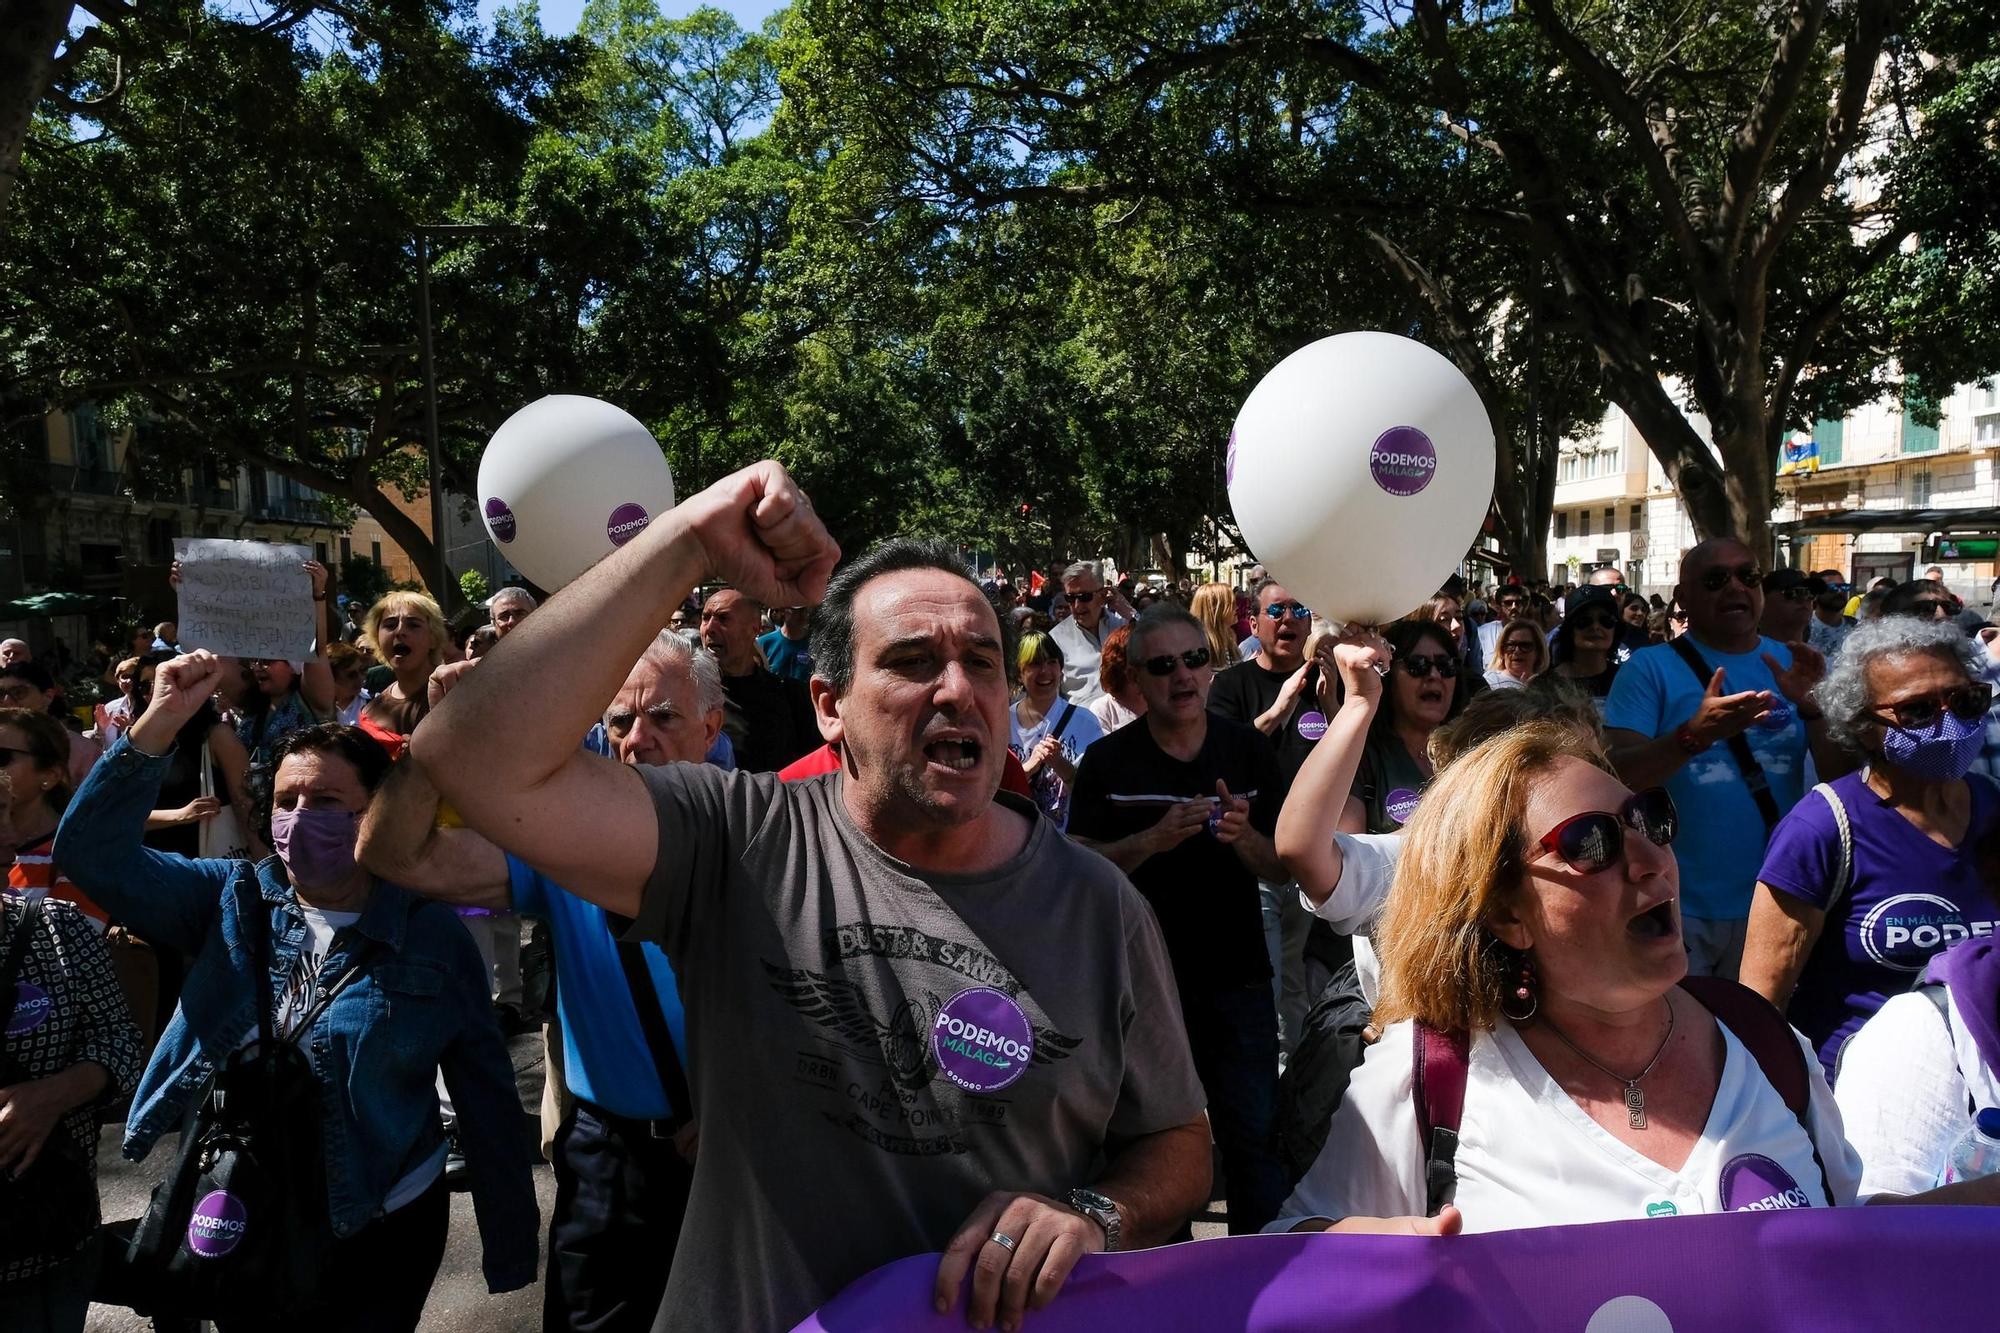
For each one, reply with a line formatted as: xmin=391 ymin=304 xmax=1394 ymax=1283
xmin=1668 ymin=637 xmax=1783 ymax=832
xmin=1411 ymin=1023 xmax=1470 ymax=1217
xmin=1051 ymin=702 xmax=1079 ymax=745
xmin=1678 ymin=975 xmax=1833 ymax=1205
xmin=0 ymin=896 xmax=46 ymax=1082
xmin=615 ymin=941 xmax=693 ymax=1129
xmin=1812 ymin=782 xmax=1853 ymax=911
xmin=1914 ymin=981 xmax=1976 ymax=1115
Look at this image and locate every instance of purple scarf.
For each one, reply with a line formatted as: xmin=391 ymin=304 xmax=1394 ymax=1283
xmin=1930 ymin=936 xmax=2000 ymax=1082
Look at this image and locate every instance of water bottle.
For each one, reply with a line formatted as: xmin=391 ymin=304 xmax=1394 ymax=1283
xmin=1940 ymin=1107 xmax=2000 ymax=1184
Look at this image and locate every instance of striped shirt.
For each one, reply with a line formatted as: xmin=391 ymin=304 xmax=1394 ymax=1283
xmin=6 ymin=830 xmax=110 ymax=931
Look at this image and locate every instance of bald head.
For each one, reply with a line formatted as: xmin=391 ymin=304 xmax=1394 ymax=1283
xmin=1587 ymin=567 xmax=1624 ymax=587
xmin=0 ymin=640 xmax=28 ymax=668
xmin=1676 ymin=538 xmax=1763 ymax=649
xmin=700 ymin=588 xmax=763 ymax=675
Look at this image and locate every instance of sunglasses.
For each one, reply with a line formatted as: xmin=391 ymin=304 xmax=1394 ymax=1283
xmin=1501 ymin=640 xmax=1538 ymax=656
xmin=1063 ymin=590 xmax=1099 ymax=605
xmin=1772 ymin=586 xmax=1814 ymax=602
xmin=1696 ymin=565 xmax=1763 ymax=592
xmin=1570 ymin=611 xmax=1618 ymax=631
xmin=1532 ymin=788 xmax=1679 ymax=876
xmin=1398 ymin=653 xmax=1460 ymax=679
xmin=1911 ymin=599 xmax=1956 ymax=618
xmin=1141 ymin=647 xmax=1212 ymax=676
xmin=0 ymin=746 xmax=32 ymax=765
xmin=1263 ymin=601 xmax=1312 ymax=621
xmin=1866 ymin=682 xmax=1993 ymax=730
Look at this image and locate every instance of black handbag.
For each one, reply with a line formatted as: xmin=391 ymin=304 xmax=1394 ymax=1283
xmin=103 ymin=878 xmax=377 ymax=1321
xmin=0 ymin=896 xmax=100 ymax=1259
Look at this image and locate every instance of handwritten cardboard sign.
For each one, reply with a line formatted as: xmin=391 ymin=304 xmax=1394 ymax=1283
xmin=172 ymin=538 xmax=315 ymax=661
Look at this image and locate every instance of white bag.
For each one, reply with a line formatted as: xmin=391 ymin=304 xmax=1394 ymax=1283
xmin=197 ymin=739 xmax=250 ymax=860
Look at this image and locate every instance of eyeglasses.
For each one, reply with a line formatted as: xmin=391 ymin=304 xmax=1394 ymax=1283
xmin=1669 ymin=610 xmax=1690 ymax=622
xmin=1141 ymin=647 xmax=1212 ymax=676
xmin=1911 ymin=599 xmax=1956 ymax=618
xmin=1696 ymin=566 xmax=1763 ymax=592
xmin=1063 ymin=590 xmax=1099 ymax=605
xmin=1570 ymin=611 xmax=1618 ymax=631
xmin=0 ymin=685 xmax=37 ymax=704
xmin=1532 ymin=788 xmax=1679 ymax=876
xmin=1773 ymin=586 xmax=1813 ymax=602
xmin=1866 ymin=683 xmax=1993 ymax=730
xmin=1397 ymin=653 xmax=1460 ymax=679
xmin=1262 ymin=601 xmax=1312 ymax=621
xmin=1502 ymin=640 xmax=1538 ymax=656
xmin=0 ymin=746 xmax=32 ymax=765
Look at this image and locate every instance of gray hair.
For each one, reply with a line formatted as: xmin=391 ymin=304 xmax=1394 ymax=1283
xmin=1128 ymin=603 xmax=1205 ymax=660
xmin=1061 ymin=560 xmax=1101 ymax=586
xmin=1816 ymin=617 xmax=1986 ymax=752
xmin=607 ymin=630 xmax=724 ymax=725
xmin=489 ymin=586 xmax=538 ymax=610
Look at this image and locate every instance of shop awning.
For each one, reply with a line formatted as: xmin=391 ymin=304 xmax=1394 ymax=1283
xmin=1774 ymin=507 xmax=2000 ymax=537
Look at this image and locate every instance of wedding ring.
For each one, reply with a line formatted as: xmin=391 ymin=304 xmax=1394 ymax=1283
xmin=989 ymin=1230 xmax=1017 ymax=1252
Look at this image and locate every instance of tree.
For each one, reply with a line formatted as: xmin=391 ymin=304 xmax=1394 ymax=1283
xmin=779 ymin=0 xmax=2000 ymax=557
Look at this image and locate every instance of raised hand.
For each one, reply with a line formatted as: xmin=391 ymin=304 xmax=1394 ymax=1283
xmin=1688 ymin=667 xmax=1774 ymax=746
xmin=1764 ymin=641 xmax=1827 ymax=709
xmin=304 ymin=560 xmax=330 ymax=598
xmin=1332 ymin=628 xmax=1392 ymax=709
xmin=145 ymin=651 xmax=230 ymax=731
xmin=677 ymin=461 xmax=841 ymax=612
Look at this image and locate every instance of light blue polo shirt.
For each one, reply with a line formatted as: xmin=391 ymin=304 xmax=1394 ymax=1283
xmin=509 ymin=854 xmax=688 ymax=1120
xmin=1603 ymin=636 xmax=1806 ymax=922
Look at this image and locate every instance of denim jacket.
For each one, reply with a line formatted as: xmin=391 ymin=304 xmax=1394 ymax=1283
xmin=54 ymin=736 xmax=538 ymax=1293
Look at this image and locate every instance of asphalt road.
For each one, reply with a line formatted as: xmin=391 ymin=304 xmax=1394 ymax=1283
xmin=85 ymin=1030 xmax=556 ymax=1333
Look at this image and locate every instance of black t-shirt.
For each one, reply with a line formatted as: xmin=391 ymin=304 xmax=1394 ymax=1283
xmin=1069 ymin=716 xmax=1282 ymax=991
xmin=1206 ymin=658 xmax=1327 ymax=784
xmin=720 ymin=666 xmax=818 ymax=773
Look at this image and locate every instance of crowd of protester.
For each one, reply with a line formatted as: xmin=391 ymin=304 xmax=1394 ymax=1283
xmin=6 ymin=465 xmax=2000 ymax=1332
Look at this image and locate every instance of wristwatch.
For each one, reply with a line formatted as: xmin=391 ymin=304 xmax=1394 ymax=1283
xmin=1065 ymin=1188 xmax=1123 ymax=1252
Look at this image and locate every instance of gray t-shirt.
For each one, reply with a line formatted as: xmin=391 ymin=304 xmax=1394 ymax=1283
xmin=629 ymin=765 xmax=1206 ymax=1333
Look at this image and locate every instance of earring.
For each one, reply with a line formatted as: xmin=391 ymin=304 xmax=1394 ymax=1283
xmin=1500 ymin=952 xmax=1539 ymax=1023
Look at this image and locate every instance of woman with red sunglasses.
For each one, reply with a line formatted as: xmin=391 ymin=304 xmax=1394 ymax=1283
xmin=1742 ymin=618 xmax=2000 ymax=1076
xmin=1271 ymin=720 xmax=1998 ymax=1236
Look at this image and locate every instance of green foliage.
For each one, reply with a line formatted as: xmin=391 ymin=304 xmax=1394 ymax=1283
xmin=458 ymin=568 xmax=492 ymax=606
xmin=340 ymin=555 xmax=395 ymax=608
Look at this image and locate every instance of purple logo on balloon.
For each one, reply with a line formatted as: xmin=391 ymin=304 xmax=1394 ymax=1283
xmin=605 ymin=503 xmax=651 ymax=547
xmin=931 ymin=987 xmax=1035 ymax=1094
xmin=1369 ymin=426 xmax=1438 ymax=497
xmin=1226 ymin=429 xmax=1238 ymax=487
xmin=1720 ymin=1153 xmax=1812 ymax=1212
xmin=1385 ymin=788 xmax=1422 ymax=826
xmin=186 ymin=1189 xmax=249 ymax=1258
xmin=6 ymin=983 xmax=50 ymax=1036
xmin=484 ymin=497 xmax=517 ymax=544
xmin=1296 ymin=711 xmax=1328 ymax=742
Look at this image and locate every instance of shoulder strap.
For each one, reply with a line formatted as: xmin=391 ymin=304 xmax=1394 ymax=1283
xmin=1679 ymin=975 xmax=1833 ymax=1205
xmin=615 ymin=940 xmax=692 ymax=1126
xmin=239 ymin=874 xmax=275 ymax=1051
xmin=1051 ymin=702 xmax=1078 ymax=744
xmin=1411 ymin=1023 xmax=1470 ymax=1217
xmin=1812 ymin=783 xmax=1853 ymax=910
xmin=1668 ymin=637 xmax=1782 ymax=832
xmin=278 ymin=897 xmax=414 ymax=1047
xmin=0 ymin=896 xmax=44 ymax=1081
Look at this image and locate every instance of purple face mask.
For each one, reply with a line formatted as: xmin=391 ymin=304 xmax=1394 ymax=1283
xmin=269 ymin=805 xmax=359 ymax=892
xmin=1879 ymin=707 xmax=1985 ymax=782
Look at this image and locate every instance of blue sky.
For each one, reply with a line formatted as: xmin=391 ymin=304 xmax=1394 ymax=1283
xmin=475 ymin=0 xmax=787 ymax=35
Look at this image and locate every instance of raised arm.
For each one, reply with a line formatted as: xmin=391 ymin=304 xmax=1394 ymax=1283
xmin=356 ymin=750 xmax=512 ymax=910
xmin=298 ymin=560 xmax=336 ymax=715
xmin=411 ymin=461 xmax=838 ymax=917
xmin=1276 ymin=635 xmax=1387 ymax=907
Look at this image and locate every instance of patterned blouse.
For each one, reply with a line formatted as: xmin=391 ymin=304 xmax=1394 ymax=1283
xmin=0 ymin=895 xmax=144 ymax=1283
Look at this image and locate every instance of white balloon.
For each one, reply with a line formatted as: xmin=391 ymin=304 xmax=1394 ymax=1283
xmin=1227 ymin=332 xmax=1495 ymax=625
xmin=476 ymin=395 xmax=677 ymax=591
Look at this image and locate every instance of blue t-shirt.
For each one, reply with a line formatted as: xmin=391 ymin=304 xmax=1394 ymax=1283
xmin=508 ymin=855 xmax=689 ymax=1120
xmin=1757 ymin=771 xmax=2000 ymax=1075
xmin=759 ymin=628 xmax=815 ymax=683
xmin=1602 ymin=636 xmax=1807 ymax=921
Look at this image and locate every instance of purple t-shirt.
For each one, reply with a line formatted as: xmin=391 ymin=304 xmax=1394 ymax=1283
xmin=1758 ymin=769 xmax=2000 ymax=1073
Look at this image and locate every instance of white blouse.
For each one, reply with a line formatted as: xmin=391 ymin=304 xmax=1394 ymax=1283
xmin=1834 ymin=986 xmax=2000 ymax=1197
xmin=1271 ymin=1017 xmax=1863 ymax=1233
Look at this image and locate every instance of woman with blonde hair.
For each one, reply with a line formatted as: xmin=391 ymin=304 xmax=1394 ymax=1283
xmin=1272 ymin=719 xmax=2000 ymax=1235
xmin=1482 ymin=619 xmax=1549 ymax=691
xmin=360 ymin=590 xmax=449 ymax=759
xmin=1190 ymin=582 xmax=1243 ymax=670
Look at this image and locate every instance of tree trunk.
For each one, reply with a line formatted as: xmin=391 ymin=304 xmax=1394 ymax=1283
xmin=0 ymin=0 xmax=72 ymax=228
xmin=1714 ymin=419 xmax=1779 ymax=563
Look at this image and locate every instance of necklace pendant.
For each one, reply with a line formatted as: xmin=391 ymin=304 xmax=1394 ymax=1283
xmin=1624 ymin=1084 xmax=1648 ymax=1130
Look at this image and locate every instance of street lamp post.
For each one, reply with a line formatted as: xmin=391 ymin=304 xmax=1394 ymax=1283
xmin=413 ymin=222 xmax=531 ymax=606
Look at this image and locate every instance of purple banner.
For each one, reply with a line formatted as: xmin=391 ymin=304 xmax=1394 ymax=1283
xmin=796 ymin=1207 xmax=1997 ymax=1331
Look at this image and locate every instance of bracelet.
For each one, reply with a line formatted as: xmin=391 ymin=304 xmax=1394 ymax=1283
xmin=1674 ymin=722 xmax=1710 ymax=756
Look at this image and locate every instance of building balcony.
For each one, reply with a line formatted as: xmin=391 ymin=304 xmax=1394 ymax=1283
xmin=44 ymin=462 xmax=125 ymax=496
xmin=253 ymin=494 xmax=333 ymax=525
